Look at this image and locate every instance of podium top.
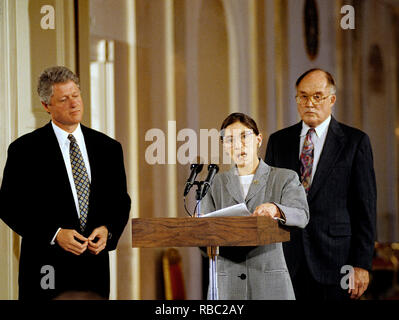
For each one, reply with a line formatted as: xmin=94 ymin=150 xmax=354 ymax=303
xmin=132 ymin=216 xmax=289 ymax=248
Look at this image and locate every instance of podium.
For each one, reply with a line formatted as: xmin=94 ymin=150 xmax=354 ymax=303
xmin=132 ymin=216 xmax=290 ymax=299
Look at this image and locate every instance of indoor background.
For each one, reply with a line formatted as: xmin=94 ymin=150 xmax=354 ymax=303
xmin=0 ymin=0 xmax=398 ymax=299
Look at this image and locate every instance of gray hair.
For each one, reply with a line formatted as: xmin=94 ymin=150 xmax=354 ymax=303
xmin=37 ymin=66 xmax=80 ymax=105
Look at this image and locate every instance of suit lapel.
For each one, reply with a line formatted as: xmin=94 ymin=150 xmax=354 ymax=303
xmin=307 ymin=117 xmax=346 ymax=201
xmin=225 ymin=166 xmax=245 ymax=204
xmin=225 ymin=160 xmax=271 ymax=206
xmin=245 ymin=160 xmax=270 ymax=203
xmin=80 ymin=126 xmax=101 ymax=225
xmin=81 ymin=125 xmax=97 ymax=186
xmin=289 ymin=122 xmax=302 ymax=175
xmin=42 ymin=122 xmax=71 ymax=183
xmin=42 ymin=122 xmax=79 ymax=217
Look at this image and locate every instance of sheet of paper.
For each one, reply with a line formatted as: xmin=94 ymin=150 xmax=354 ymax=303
xmin=200 ymin=203 xmax=251 ymax=218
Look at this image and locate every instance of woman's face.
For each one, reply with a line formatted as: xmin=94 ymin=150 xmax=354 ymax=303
xmin=222 ymin=121 xmax=262 ymax=168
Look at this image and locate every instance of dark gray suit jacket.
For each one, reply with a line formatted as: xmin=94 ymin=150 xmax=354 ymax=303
xmin=201 ymin=160 xmax=309 ymax=299
xmin=265 ymin=117 xmax=377 ymax=284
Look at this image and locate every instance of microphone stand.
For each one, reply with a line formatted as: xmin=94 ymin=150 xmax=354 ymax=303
xmin=193 ymin=181 xmax=219 ymax=300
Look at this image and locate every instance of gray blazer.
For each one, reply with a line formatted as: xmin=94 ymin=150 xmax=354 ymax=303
xmin=201 ymin=159 xmax=309 ymax=300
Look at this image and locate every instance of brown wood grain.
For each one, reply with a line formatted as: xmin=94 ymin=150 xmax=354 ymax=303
xmin=132 ymin=216 xmax=290 ymax=248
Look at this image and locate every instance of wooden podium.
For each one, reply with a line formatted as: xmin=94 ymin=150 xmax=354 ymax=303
xmin=132 ymin=216 xmax=290 ymax=299
xmin=132 ymin=216 xmax=289 ymax=247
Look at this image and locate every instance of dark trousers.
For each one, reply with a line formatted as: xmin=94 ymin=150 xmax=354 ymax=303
xmin=292 ymin=262 xmax=350 ymax=301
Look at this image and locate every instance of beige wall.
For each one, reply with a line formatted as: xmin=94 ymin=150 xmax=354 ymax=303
xmin=89 ymin=0 xmax=138 ymax=300
xmin=1 ymin=0 xmax=399 ymax=300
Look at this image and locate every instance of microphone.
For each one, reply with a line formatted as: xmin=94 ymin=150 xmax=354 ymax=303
xmin=200 ymin=164 xmax=219 ymax=199
xmin=183 ymin=163 xmax=204 ymax=197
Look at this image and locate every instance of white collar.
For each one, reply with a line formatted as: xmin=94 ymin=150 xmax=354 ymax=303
xmin=51 ymin=121 xmax=84 ymax=148
xmin=300 ymin=115 xmax=331 ymax=138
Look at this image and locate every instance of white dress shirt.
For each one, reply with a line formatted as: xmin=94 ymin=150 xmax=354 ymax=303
xmin=299 ymin=115 xmax=331 ymax=183
xmin=50 ymin=121 xmax=91 ymax=244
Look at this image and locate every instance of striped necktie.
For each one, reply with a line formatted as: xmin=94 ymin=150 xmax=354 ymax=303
xmin=68 ymin=134 xmax=90 ymax=232
xmin=300 ymin=128 xmax=315 ymax=194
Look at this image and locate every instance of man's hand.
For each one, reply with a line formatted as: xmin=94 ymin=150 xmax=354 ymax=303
xmin=56 ymin=229 xmax=88 ymax=256
xmin=87 ymin=226 xmax=108 ymax=255
xmin=252 ymin=203 xmax=281 ymax=219
xmin=349 ymin=267 xmax=369 ymax=299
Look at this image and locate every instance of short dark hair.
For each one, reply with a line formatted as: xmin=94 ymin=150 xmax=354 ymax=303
xmin=220 ymin=113 xmax=260 ymax=140
xmin=295 ymin=68 xmax=336 ymax=94
xmin=37 ymin=66 xmax=80 ymax=105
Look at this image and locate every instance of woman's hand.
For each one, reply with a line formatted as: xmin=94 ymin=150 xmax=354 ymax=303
xmin=252 ymin=203 xmax=281 ymax=219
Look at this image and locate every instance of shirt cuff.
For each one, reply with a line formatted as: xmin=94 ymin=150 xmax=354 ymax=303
xmin=50 ymin=228 xmax=62 ymax=245
xmin=272 ymin=202 xmax=287 ymax=224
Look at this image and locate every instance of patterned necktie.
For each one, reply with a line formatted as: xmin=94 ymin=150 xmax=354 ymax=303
xmin=68 ymin=134 xmax=90 ymax=232
xmin=300 ymin=128 xmax=315 ymax=194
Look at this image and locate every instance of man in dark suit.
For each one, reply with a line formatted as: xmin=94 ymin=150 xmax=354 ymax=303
xmin=265 ymin=68 xmax=376 ymax=300
xmin=0 ymin=66 xmax=131 ymax=299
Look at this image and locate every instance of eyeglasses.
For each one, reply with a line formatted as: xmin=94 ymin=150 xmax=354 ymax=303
xmin=222 ymin=131 xmax=254 ymax=146
xmin=295 ymin=94 xmax=331 ymax=105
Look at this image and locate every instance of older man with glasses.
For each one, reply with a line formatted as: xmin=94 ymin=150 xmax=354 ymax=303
xmin=265 ymin=68 xmax=377 ymax=300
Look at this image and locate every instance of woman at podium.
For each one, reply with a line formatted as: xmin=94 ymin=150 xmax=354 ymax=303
xmin=201 ymin=112 xmax=309 ymax=299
